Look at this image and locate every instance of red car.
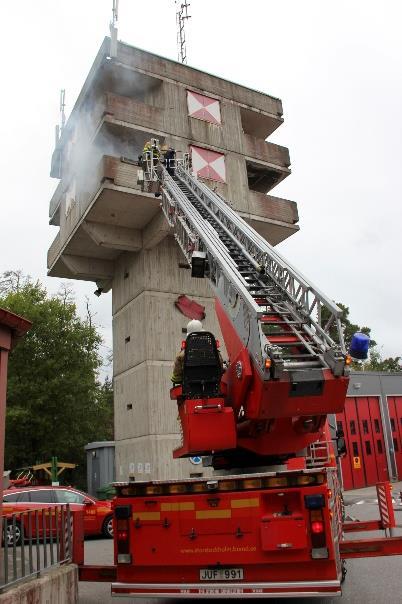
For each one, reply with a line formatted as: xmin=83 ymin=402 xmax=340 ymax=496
xmin=2 ymin=485 xmax=113 ymax=544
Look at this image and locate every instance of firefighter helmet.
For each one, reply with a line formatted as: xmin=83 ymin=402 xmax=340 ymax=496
xmin=186 ymin=319 xmax=203 ymax=335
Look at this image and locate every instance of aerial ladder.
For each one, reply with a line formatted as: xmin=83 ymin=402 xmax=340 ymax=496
xmin=77 ymin=151 xmax=402 ymax=600
xmin=140 ymin=152 xmax=350 ymax=468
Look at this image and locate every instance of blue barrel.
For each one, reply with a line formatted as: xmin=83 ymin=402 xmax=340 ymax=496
xmin=349 ymin=332 xmax=370 ymax=360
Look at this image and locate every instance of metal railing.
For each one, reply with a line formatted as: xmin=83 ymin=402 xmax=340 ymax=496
xmin=0 ymin=504 xmax=73 ymax=593
xmin=139 ymin=151 xmax=190 ymax=190
xmin=306 ymin=441 xmax=332 ymax=467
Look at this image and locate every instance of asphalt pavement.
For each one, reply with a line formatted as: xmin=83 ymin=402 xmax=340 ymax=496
xmin=78 ymin=483 xmax=402 ymax=603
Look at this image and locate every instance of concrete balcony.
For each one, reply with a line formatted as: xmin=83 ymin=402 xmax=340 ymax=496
xmin=49 ymin=182 xmax=63 ymax=226
xmin=49 ymin=91 xmax=291 ymax=231
xmin=247 ymin=190 xmax=299 ymax=245
xmin=249 ymin=191 xmax=298 ymax=225
xmin=243 ymin=134 xmax=290 ymax=169
xmin=243 ymin=134 xmax=291 ymax=193
xmin=102 ymin=93 xmax=289 ymax=170
xmin=105 ymin=93 xmax=164 ymax=133
xmin=240 ymin=106 xmax=283 ymax=139
xmin=49 ymin=156 xmax=149 ymax=241
xmin=47 ymin=232 xmax=61 ymax=269
xmin=47 ymin=155 xmax=168 ymax=281
xmin=47 ymin=155 xmax=298 ymax=282
xmin=195 ymin=176 xmax=299 ymax=245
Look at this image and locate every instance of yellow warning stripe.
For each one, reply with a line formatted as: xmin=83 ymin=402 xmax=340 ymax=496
xmin=133 ymin=499 xmax=257 ymax=521
xmin=161 ymin=502 xmax=195 ymax=511
xmin=133 ymin=512 xmax=161 ymax=521
xmin=196 ymin=509 xmax=231 ymax=519
xmin=230 ymin=497 xmax=259 ymax=509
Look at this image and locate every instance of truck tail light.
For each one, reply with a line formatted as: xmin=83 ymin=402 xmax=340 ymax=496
xmin=117 ymin=524 xmax=128 ymax=542
xmin=115 ymin=505 xmax=131 ymax=564
xmin=311 ymin=520 xmax=324 ymax=534
xmin=309 ymin=509 xmax=328 ymax=559
xmin=305 ymin=494 xmax=328 ymax=558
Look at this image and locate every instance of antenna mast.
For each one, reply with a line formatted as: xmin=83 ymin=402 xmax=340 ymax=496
xmin=60 ymin=89 xmax=66 ymax=131
xmin=175 ymin=1 xmax=191 ymax=64
xmin=110 ymin=0 xmax=119 ymax=58
xmin=55 ymin=89 xmax=66 ymax=145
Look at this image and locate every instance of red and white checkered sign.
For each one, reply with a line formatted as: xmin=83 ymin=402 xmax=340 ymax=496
xmin=187 ymin=91 xmax=221 ymax=125
xmin=190 ymin=146 xmax=226 ymax=183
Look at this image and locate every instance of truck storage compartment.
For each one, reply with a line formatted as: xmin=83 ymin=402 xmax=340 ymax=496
xmin=174 ymin=398 xmax=237 ymax=457
xmin=260 ymin=489 xmax=308 ymax=552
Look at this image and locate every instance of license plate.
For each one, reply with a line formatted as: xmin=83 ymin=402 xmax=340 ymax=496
xmin=200 ymin=568 xmax=243 ymax=581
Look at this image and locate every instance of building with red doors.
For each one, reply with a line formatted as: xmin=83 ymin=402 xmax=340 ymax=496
xmin=337 ymin=371 xmax=402 ymax=489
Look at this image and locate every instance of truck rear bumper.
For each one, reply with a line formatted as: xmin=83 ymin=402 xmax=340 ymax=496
xmin=111 ymin=579 xmax=341 ymax=598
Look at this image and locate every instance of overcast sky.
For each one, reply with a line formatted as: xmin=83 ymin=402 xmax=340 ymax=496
xmin=1 ymin=0 xmax=401 ymax=367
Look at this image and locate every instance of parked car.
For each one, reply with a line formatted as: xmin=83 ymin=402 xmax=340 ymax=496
xmin=2 ymin=485 xmax=113 ymax=545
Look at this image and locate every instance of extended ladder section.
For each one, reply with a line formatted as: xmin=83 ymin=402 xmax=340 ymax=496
xmin=160 ymin=161 xmax=348 ymax=383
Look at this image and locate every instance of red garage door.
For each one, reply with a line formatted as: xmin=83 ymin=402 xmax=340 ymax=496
xmin=387 ymin=396 xmax=402 ymax=479
xmin=337 ymin=396 xmax=388 ymax=490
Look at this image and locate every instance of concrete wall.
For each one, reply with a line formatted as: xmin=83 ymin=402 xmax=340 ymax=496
xmin=113 ymin=237 xmax=224 ymax=480
xmin=0 ymin=565 xmax=77 ymax=604
xmin=116 ymin=42 xmax=283 ymax=117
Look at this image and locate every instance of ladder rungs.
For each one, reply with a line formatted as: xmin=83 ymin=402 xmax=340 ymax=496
xmin=284 ymin=361 xmax=322 ymax=369
xmin=283 ymin=354 xmax=317 ymax=359
xmin=263 ymin=330 xmax=302 ymax=336
xmin=269 ymin=341 xmax=308 ymax=347
xmin=170 ymin=173 xmax=329 ymax=375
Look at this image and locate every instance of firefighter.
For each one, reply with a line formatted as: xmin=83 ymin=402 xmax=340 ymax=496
xmin=151 ymin=139 xmax=161 ymax=163
xmin=142 ymin=139 xmax=160 ymax=167
xmin=142 ymin=139 xmax=162 ymax=196
xmin=171 ymin=320 xmax=203 ymax=384
xmin=143 ymin=140 xmax=152 ymax=154
xmin=141 ymin=140 xmax=151 ymax=173
xmin=142 ymin=140 xmax=152 ymax=163
xmin=164 ymin=146 xmax=176 ymax=176
xmin=171 ymin=320 xmax=224 ymax=384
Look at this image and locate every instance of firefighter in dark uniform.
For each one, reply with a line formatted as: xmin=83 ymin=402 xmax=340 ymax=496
xmin=171 ymin=320 xmax=224 ymax=384
xmin=164 ymin=146 xmax=176 ymax=176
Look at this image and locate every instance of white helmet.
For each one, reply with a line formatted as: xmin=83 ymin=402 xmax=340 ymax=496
xmin=186 ymin=319 xmax=203 ymax=335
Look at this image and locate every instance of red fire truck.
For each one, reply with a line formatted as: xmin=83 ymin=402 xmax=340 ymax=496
xmin=80 ymin=158 xmax=402 ymax=598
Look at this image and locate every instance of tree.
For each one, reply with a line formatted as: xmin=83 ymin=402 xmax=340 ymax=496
xmin=321 ymin=302 xmax=376 ymax=350
xmin=322 ymin=301 xmax=400 ymax=372
xmin=0 ymin=272 xmax=114 ymax=487
xmin=361 ymin=348 xmax=401 ymax=372
xmin=96 ymin=377 xmax=114 ymax=441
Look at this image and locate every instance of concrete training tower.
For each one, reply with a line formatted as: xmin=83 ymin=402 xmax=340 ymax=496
xmin=47 ymin=38 xmax=299 ymax=481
